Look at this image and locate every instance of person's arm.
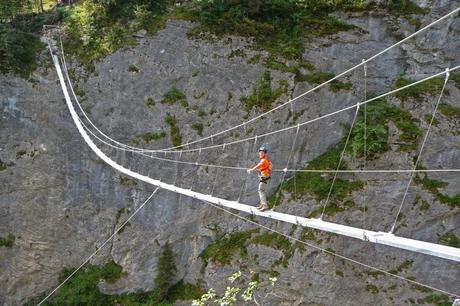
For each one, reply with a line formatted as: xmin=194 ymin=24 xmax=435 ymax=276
xmin=247 ymin=161 xmax=263 ymax=173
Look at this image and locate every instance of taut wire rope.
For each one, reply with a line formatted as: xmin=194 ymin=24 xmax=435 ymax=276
xmin=273 ymin=124 xmax=300 ymax=207
xmin=200 ymin=199 xmax=459 ymax=298
xmin=390 ymin=69 xmax=450 ymax=234
xmin=37 ymin=187 xmax=160 ymax=306
xmin=80 ymin=114 xmax=460 ymax=175
xmin=320 ymin=101 xmax=361 ymax=219
xmin=77 ymin=65 xmax=460 ymax=155
xmin=238 ymin=136 xmax=258 ymax=202
xmin=362 ymin=59 xmax=368 ymax=233
xmin=56 ymin=7 xmax=460 ymax=154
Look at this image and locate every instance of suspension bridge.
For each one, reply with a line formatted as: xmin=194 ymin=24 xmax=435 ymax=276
xmin=38 ymin=7 xmax=460 ymax=305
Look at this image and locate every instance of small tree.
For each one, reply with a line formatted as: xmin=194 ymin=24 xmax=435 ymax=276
xmin=151 ymin=242 xmax=177 ymax=304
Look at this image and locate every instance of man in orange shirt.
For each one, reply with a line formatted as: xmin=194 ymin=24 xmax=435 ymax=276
xmin=247 ymin=145 xmax=272 ymax=211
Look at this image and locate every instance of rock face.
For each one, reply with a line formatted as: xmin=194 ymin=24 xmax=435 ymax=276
xmin=1 ymin=2 xmax=459 ymax=305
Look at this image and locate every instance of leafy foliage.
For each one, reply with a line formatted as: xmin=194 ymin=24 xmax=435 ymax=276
xmin=165 ymin=113 xmax=182 ymax=147
xmin=415 ymin=175 xmax=460 ymax=207
xmin=417 ymin=294 xmax=451 ymax=306
xmin=438 ymin=103 xmax=460 ymax=120
xmin=191 ymin=122 xmax=204 ymax=136
xmin=0 ymin=233 xmax=15 ymax=247
xmin=26 ymin=261 xmax=123 ymax=305
xmin=193 ymin=271 xmax=276 ymax=306
xmin=142 ymin=131 xmax=166 ymax=143
xmin=0 ymin=24 xmax=43 ymax=76
xmin=151 ymin=242 xmax=177 ymax=304
xmin=451 ymin=72 xmax=460 ymax=89
xmin=189 ymin=0 xmax=357 ymax=59
xmin=438 ymin=232 xmax=460 ymax=248
xmin=393 ymin=76 xmax=448 ymax=102
xmin=241 ymin=71 xmax=286 ymax=112
xmin=387 ymin=0 xmax=427 ymax=15
xmin=201 ymin=229 xmax=259 ymax=265
xmin=161 ymin=87 xmax=188 ymax=108
xmin=167 ymin=280 xmax=205 ymax=302
xmin=0 ymin=0 xmax=69 ymax=76
xmin=0 ymin=159 xmax=6 ymax=171
xmin=281 ymin=143 xmax=364 ymax=204
xmin=349 ymin=98 xmax=421 ymax=156
xmin=252 ymin=232 xmax=293 ymax=267
xmin=62 ymin=0 xmax=170 ymax=71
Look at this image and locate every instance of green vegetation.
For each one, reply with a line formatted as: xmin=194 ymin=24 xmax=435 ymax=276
xmin=415 ymin=175 xmax=460 ymax=207
xmin=162 ymin=87 xmax=188 ymax=108
xmin=229 ymin=49 xmax=246 ymax=58
xmin=365 ymin=284 xmax=379 ymax=294
xmin=420 ymin=201 xmax=430 ymax=212
xmin=296 ymin=71 xmax=352 ymax=92
xmin=150 ymin=242 xmax=177 ymax=304
xmin=27 ymin=246 xmax=202 ymax=305
xmin=201 ymin=229 xmax=259 ymax=265
xmin=365 ymin=271 xmax=385 ymax=278
xmin=0 ymin=159 xmax=6 ymax=171
xmin=349 ymin=98 xmax=421 ymax=156
xmin=0 ymin=234 xmax=15 ymax=247
xmin=165 ymin=113 xmax=182 ymax=147
xmin=241 ymin=71 xmax=286 ymax=112
xmin=191 ymin=122 xmax=204 ymax=136
xmin=119 ymin=176 xmax=137 ymax=187
xmin=330 ymin=80 xmax=353 ymax=92
xmin=127 ymin=64 xmax=139 ymax=73
xmin=335 ymin=270 xmax=344 ymax=277
xmin=417 ymin=294 xmax=451 ymax=306
xmin=62 ymin=0 xmax=177 ymax=71
xmin=438 ymin=103 xmax=460 ymax=120
xmin=145 ymin=97 xmax=156 ymax=107
xmin=189 ymin=0 xmax=357 ymax=60
xmin=142 ymin=131 xmax=166 ymax=143
xmin=308 ymin=201 xmax=355 ymax=218
xmin=438 ymin=232 xmax=460 ymax=248
xmin=167 ymin=280 xmax=205 ymax=302
xmin=387 ymin=0 xmax=427 ymax=15
xmin=389 ymin=259 xmax=413 ymax=274
xmin=275 ymin=101 xmax=419 ymax=208
xmin=265 ymin=56 xmax=315 ymax=76
xmin=197 ymin=110 xmax=207 ymax=117
xmin=279 ymin=144 xmax=364 ymax=206
xmin=0 ymin=25 xmax=44 ymax=77
xmin=294 ymin=228 xmax=320 ymax=251
xmin=25 ymin=261 xmax=123 ymax=305
xmin=0 ymin=0 xmax=67 ymax=76
xmin=451 ymin=72 xmax=460 ymax=88
xmin=424 ymin=113 xmax=439 ymax=125
xmin=252 ymin=232 xmax=293 ymax=267
xmin=1 ymin=0 xmax=426 ymax=77
xmin=393 ymin=77 xmax=448 ymax=102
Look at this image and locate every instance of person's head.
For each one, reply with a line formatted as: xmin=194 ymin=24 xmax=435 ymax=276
xmin=258 ymin=145 xmax=268 ymax=158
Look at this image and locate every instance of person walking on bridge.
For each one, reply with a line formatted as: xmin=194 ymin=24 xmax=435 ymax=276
xmin=247 ymin=145 xmax=272 ymax=212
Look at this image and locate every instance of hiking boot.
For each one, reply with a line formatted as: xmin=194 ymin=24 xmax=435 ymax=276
xmin=258 ymin=204 xmax=269 ymax=212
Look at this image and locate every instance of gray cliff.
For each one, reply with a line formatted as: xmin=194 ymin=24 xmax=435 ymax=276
xmin=0 ymin=1 xmax=459 ymax=305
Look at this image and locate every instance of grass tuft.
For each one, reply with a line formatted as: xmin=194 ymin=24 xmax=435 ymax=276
xmin=0 ymin=234 xmax=15 ymax=247
xmin=165 ymin=113 xmax=182 ymax=147
xmin=241 ymin=71 xmax=286 ymax=112
xmin=162 ymin=87 xmax=188 ymax=108
xmin=393 ymin=77 xmax=448 ymax=102
xmin=201 ymin=229 xmax=259 ymax=265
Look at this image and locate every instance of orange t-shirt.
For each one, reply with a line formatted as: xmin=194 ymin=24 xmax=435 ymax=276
xmin=258 ymin=158 xmax=271 ymax=177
